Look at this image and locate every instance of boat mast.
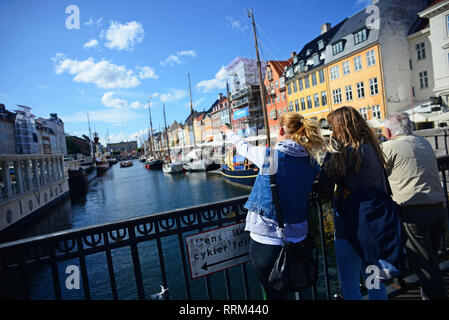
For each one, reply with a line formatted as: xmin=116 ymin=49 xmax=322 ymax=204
xmin=226 ymin=82 xmax=233 ymax=130
xmin=163 ymin=104 xmax=171 ymax=163
xmin=148 ymin=97 xmax=155 ymax=157
xmin=87 ymin=112 xmax=94 ymax=159
xmin=249 ymin=8 xmax=270 ymax=148
xmin=188 ymin=73 xmax=197 ymax=149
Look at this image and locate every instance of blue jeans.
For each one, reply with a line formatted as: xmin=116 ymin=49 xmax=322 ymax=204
xmin=334 ymin=237 xmax=387 ymax=300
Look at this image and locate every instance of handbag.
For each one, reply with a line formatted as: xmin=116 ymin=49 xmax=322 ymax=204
xmin=334 ymin=166 xmax=405 ymax=280
xmin=267 ymin=174 xmax=318 ymax=292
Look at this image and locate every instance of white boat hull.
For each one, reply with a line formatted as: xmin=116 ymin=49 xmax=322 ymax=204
xmin=163 ymin=162 xmax=184 ymax=174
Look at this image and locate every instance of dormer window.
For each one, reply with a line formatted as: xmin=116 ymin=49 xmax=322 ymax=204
xmin=293 ymin=56 xmax=298 ymax=64
xmin=299 ymin=60 xmax=305 ymax=72
xmin=354 ymin=28 xmax=368 ymax=45
xmin=312 ymin=53 xmax=319 ymax=66
xmin=286 ymin=67 xmax=294 ymax=78
xmin=332 ymin=41 xmax=344 ymax=55
xmin=267 ymin=68 xmax=273 ymax=81
xmin=318 ymin=40 xmax=324 ymax=50
xmin=306 ymin=49 xmax=311 ymax=56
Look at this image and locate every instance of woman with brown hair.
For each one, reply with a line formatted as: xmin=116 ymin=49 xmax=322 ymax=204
xmin=220 ymin=112 xmax=326 ymax=299
xmin=319 ymin=106 xmax=390 ymax=300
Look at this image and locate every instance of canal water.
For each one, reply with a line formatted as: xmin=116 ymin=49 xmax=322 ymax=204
xmin=1 ymin=160 xmax=339 ymax=300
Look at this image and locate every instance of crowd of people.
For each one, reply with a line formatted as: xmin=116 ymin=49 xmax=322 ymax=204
xmin=219 ymin=106 xmax=448 ymax=300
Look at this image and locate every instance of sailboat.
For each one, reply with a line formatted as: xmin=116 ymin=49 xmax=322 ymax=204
xmin=93 ymin=132 xmax=109 ymax=175
xmin=144 ymin=96 xmax=163 ymax=170
xmin=161 ymin=104 xmax=184 ymax=174
xmin=181 ymin=73 xmax=220 ymax=172
xmin=219 ymin=8 xmax=270 ymax=187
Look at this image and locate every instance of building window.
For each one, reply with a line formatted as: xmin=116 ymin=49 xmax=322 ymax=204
xmin=354 ymin=56 xmax=362 ymax=71
xmin=357 ymin=81 xmax=365 ymax=98
xmin=301 ymin=97 xmax=306 ymax=110
xmin=369 ymin=78 xmax=379 ymax=95
xmin=281 ymin=92 xmax=285 ymax=101
xmin=321 ymin=91 xmax=327 ymax=106
xmin=372 ymin=105 xmax=381 ymax=119
xmin=311 ymin=73 xmax=317 ymax=86
xmin=314 ymin=93 xmax=320 ymax=108
xmin=307 ymin=96 xmax=313 ymax=109
xmin=332 ymin=41 xmax=344 ymax=55
xmin=359 ymin=107 xmax=368 ymax=120
xmin=330 ymin=65 xmax=340 ymax=80
xmin=354 ymin=28 xmax=368 ymax=45
xmin=446 ymin=14 xmax=449 ymax=36
xmin=304 ymin=75 xmax=310 ymax=89
xmin=345 ymin=85 xmax=353 ymax=101
xmin=298 ymin=78 xmax=303 ymax=91
xmin=293 ymin=80 xmax=298 ymax=93
xmin=287 ymin=83 xmax=292 ymax=95
xmin=367 ymin=49 xmax=376 ymax=67
xmin=295 ymin=99 xmax=300 ymax=112
xmin=312 ymin=54 xmax=320 ymax=66
xmin=277 ymin=95 xmax=280 ymax=103
xmin=319 ymin=69 xmax=325 ymax=83
xmin=342 ymin=61 xmax=350 ymax=75
xmin=332 ymin=89 xmax=342 ymax=104
xmin=416 ymin=42 xmax=426 ymax=60
xmin=318 ymin=39 xmax=324 ymax=50
xmin=289 ymin=101 xmax=294 ymax=112
xmin=419 ymin=71 xmax=429 ymax=89
xmin=409 ymin=59 xmax=413 ymax=70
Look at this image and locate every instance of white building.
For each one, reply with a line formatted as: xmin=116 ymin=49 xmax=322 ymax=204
xmin=419 ymin=0 xmax=449 ymax=107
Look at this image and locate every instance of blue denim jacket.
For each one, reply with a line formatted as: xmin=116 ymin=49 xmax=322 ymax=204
xmin=244 ymin=148 xmax=320 ymax=225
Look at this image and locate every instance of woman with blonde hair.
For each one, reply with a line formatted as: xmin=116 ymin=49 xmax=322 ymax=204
xmin=318 ymin=106 xmax=395 ymax=300
xmin=220 ymin=112 xmax=326 ymax=299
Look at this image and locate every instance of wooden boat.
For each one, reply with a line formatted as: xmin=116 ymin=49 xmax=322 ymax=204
xmin=219 ymin=154 xmax=258 ymax=187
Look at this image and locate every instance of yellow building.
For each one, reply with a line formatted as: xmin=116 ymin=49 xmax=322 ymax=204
xmin=327 ymin=43 xmax=386 ymax=123
xmin=284 ymin=20 xmax=347 ymax=126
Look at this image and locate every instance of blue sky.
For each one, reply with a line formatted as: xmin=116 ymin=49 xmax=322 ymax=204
xmin=0 ymin=0 xmax=371 ymax=145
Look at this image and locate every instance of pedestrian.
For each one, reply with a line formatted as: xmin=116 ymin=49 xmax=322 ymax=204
xmin=219 ymin=112 xmax=326 ymax=300
xmin=318 ymin=106 xmax=391 ymax=300
xmin=383 ymin=112 xmax=448 ymax=300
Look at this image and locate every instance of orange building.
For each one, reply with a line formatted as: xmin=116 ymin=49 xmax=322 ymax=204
xmin=264 ymin=60 xmax=290 ymax=132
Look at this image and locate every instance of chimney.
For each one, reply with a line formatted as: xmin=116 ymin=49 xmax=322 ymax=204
xmin=291 ymin=51 xmax=297 ymax=58
xmin=321 ymin=23 xmax=331 ymax=34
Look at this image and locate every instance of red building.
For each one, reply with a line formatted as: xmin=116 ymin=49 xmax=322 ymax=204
xmin=264 ymin=60 xmax=291 ymax=133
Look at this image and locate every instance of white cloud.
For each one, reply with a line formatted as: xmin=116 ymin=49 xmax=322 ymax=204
xmin=177 ymin=50 xmax=198 ymax=57
xmin=62 ymin=109 xmax=139 ymax=124
xmin=83 ymin=39 xmax=99 ymax=49
xmin=196 ymin=66 xmax=228 ymax=93
xmin=85 ymin=17 xmax=103 ymax=28
xmin=160 ymin=49 xmax=198 ymax=66
xmin=136 ymin=66 xmax=158 ymax=79
xmin=101 ymin=91 xmax=128 ymax=109
xmin=104 ymin=21 xmax=144 ymax=51
xmin=159 ymin=89 xmax=188 ymax=103
xmin=53 ymin=53 xmax=141 ymax=89
xmin=225 ymin=16 xmax=248 ymax=32
xmin=76 ymin=88 xmax=85 ymax=96
xmin=160 ymin=54 xmax=182 ymax=67
xmin=101 ymin=91 xmax=145 ymax=110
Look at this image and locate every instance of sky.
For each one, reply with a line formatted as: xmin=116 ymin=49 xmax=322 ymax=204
xmin=0 ymin=0 xmax=372 ymax=145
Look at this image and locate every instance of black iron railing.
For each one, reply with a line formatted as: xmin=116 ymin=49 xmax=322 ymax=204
xmin=0 ymin=157 xmax=448 ymax=300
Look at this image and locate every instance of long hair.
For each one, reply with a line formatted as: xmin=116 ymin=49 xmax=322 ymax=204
xmin=279 ymin=112 xmax=326 ymax=161
xmin=323 ymin=106 xmax=385 ymax=177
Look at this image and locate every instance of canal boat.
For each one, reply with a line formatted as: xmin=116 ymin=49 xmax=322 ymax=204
xmin=0 ymin=154 xmax=70 ymax=233
xmin=95 ymin=156 xmax=109 ymax=175
xmin=120 ymin=160 xmax=133 ymax=168
xmin=182 ymin=149 xmax=220 ymax=172
xmin=220 ymin=154 xmax=258 ymax=187
xmin=162 ymin=162 xmax=184 ymax=174
xmin=144 ymin=157 xmax=163 ymax=170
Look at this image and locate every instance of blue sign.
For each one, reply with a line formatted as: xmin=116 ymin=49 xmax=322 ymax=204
xmin=233 ymin=107 xmax=249 ymax=120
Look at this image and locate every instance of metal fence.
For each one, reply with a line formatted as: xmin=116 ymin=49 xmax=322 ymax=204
xmin=0 ymin=157 xmax=448 ymax=300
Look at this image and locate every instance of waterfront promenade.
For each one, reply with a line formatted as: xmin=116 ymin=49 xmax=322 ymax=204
xmin=0 ymin=158 xmax=447 ymax=300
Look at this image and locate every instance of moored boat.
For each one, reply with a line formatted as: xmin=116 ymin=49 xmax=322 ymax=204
xmin=144 ymin=157 xmax=163 ymax=170
xmin=162 ymin=162 xmax=184 ymax=174
xmin=96 ymin=157 xmax=109 ymax=175
xmin=219 ymin=154 xmax=258 ymax=187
